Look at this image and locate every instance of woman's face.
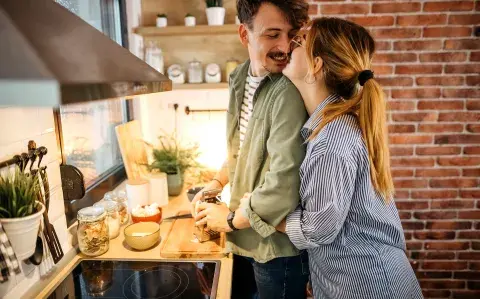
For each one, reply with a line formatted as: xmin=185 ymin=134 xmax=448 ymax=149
xmin=282 ymin=33 xmax=310 ymax=82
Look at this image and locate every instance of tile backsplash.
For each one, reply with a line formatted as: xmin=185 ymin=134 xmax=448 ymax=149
xmin=0 ymin=106 xmax=71 ymax=298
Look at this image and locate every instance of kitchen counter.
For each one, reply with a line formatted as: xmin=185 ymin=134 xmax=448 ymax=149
xmin=25 ymin=192 xmax=232 ymax=299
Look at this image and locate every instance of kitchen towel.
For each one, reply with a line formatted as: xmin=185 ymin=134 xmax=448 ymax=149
xmin=148 ymin=173 xmax=169 ymax=207
xmin=0 ymin=222 xmax=21 ymax=282
xmin=126 ymin=179 xmax=150 ymax=211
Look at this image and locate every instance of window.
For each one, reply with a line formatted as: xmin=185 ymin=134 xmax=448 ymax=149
xmin=56 ymin=0 xmax=131 ymax=225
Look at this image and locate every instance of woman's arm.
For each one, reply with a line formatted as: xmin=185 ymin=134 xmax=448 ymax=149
xmin=286 ymin=152 xmax=357 ymax=250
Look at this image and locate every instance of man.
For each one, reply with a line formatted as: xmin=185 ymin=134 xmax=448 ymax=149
xmin=192 ymin=1 xmax=309 ymax=298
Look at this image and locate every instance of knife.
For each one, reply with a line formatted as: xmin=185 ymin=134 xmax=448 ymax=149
xmin=163 ymin=214 xmax=193 ymax=221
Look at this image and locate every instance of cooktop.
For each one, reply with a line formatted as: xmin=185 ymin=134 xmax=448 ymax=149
xmin=47 ymin=260 xmax=220 ymax=299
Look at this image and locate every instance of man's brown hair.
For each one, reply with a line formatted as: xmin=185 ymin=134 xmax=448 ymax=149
xmin=237 ymin=0 xmax=309 ymax=30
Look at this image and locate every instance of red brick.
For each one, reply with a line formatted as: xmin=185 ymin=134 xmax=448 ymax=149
xmin=426 ymin=221 xmax=471 ymax=230
xmin=371 ymin=65 xmax=393 ymax=75
xmin=459 ymin=253 xmax=480 ymax=261
xmin=394 ymin=179 xmax=429 ymax=189
xmin=467 ymin=100 xmax=480 ymax=110
xmin=452 ymin=290 xmax=480 ymax=298
xmin=397 ymin=200 xmax=429 ymax=210
xmin=414 ymin=211 xmax=457 ymax=220
xmin=445 ymin=39 xmax=480 ymax=50
xmin=454 ymin=271 xmax=480 ymax=280
xmin=320 ymin=4 xmax=369 ymax=14
xmin=394 ymin=89 xmax=442 ymax=99
xmin=389 ymin=124 xmax=416 ymax=133
xmin=459 ymin=211 xmax=480 ymax=219
xmin=391 ymin=135 xmax=434 ymax=145
xmin=458 ymin=231 xmax=480 ymax=239
xmin=418 ymin=124 xmax=464 ymax=133
xmin=471 ymin=52 xmax=480 ymax=61
xmin=378 ymin=77 xmax=414 ymax=87
xmin=467 ymin=124 xmax=480 ymax=133
xmin=431 ymin=200 xmax=475 ymax=209
xmin=416 ymin=269 xmax=453 ymax=278
xmin=467 ymin=282 xmax=480 ymax=290
xmin=420 ymin=280 xmax=465 ymax=289
xmin=460 ymin=190 xmax=480 ymax=198
xmin=411 ymin=190 xmax=458 ymax=199
xmin=417 ymin=76 xmax=464 ymax=86
xmin=474 ymin=242 xmax=480 ymax=250
xmin=374 ymin=53 xmax=417 ymax=63
xmin=425 ymin=242 xmax=470 ymax=250
xmin=387 ymin=101 xmax=415 ymax=111
xmin=415 ymin=168 xmax=460 ymax=177
xmin=446 ymin=64 xmax=480 ymax=74
xmin=424 ymin=1 xmax=475 ymax=11
xmin=406 ymin=241 xmax=422 ymax=250
xmin=470 ymin=262 xmax=480 ymax=270
xmin=371 ymin=28 xmax=421 ymax=39
xmin=392 ymin=112 xmax=438 ymax=121
xmin=449 ymin=14 xmax=480 ymax=25
xmin=402 ymin=221 xmax=424 ymax=230
xmin=394 ymin=190 xmax=410 ymax=199
xmin=398 ymin=14 xmax=447 ymax=26
xmin=435 ymin=134 xmax=480 ymax=144
xmin=347 ymin=16 xmax=394 ymax=27
xmin=418 ymin=100 xmax=464 ymax=110
xmin=399 ymin=211 xmax=412 ymax=220
xmin=443 ymin=88 xmax=480 ymax=98
xmin=463 ymin=168 xmax=480 ymax=177
xmin=430 ymin=178 xmax=478 ymax=188
xmin=414 ymin=231 xmax=456 ymax=240
xmin=394 ymin=40 xmax=443 ymax=51
xmin=423 ymin=261 xmax=468 ymax=270
xmin=439 ymin=112 xmax=480 ymax=122
xmin=391 ymin=157 xmax=435 ymax=167
xmin=375 ymin=41 xmax=392 ymax=51
xmin=420 ymin=52 xmax=467 ymax=63
xmin=396 ymin=65 xmax=443 ymax=75
xmin=422 ymin=290 xmax=451 ymax=298
xmin=372 ymin=2 xmax=421 ymax=13
xmin=308 ymin=4 xmax=318 ymax=15
xmin=466 ymin=76 xmax=480 ymax=86
xmin=438 ymin=157 xmax=480 ymax=166
xmin=423 ymin=26 xmax=472 ymax=37
xmin=464 ymin=146 xmax=480 ymax=155
xmin=390 ymin=147 xmax=414 ymax=157
xmin=392 ymin=169 xmax=414 ymax=177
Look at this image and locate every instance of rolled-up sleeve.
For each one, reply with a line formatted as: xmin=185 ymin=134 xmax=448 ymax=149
xmin=286 ymin=152 xmax=356 ymax=249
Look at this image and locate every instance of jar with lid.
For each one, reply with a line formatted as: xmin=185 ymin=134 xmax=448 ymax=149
xmin=93 ymin=201 xmax=121 ymax=239
xmin=188 ymin=59 xmax=203 ymax=84
xmin=77 ymin=206 xmax=109 ymax=257
xmin=104 ymin=191 xmax=129 ymax=225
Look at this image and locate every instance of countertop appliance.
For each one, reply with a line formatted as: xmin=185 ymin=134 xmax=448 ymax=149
xmin=47 ymin=259 xmax=220 ymax=299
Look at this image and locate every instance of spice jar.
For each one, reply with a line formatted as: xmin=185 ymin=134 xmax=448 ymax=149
xmin=104 ymin=191 xmax=129 ymax=225
xmin=77 ymin=206 xmax=109 ymax=257
xmin=94 ymin=201 xmax=121 ymax=239
xmin=188 ymin=59 xmax=203 ymax=84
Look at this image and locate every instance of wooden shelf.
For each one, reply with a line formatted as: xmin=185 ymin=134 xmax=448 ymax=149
xmin=134 ymin=24 xmax=239 ymax=37
xmin=173 ymin=83 xmax=229 ymax=90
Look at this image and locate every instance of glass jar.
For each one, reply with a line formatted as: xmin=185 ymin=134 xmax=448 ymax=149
xmin=188 ymin=59 xmax=203 ymax=84
xmin=77 ymin=206 xmax=109 ymax=257
xmin=93 ymin=201 xmax=120 ymax=239
xmin=104 ymin=191 xmax=129 ymax=225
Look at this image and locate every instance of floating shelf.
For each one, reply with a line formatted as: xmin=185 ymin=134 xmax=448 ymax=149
xmin=173 ymin=83 xmax=229 ymax=90
xmin=134 ymin=24 xmax=239 ymax=37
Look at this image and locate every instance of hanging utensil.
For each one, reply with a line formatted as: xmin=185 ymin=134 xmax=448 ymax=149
xmin=60 ymin=164 xmax=85 ymax=201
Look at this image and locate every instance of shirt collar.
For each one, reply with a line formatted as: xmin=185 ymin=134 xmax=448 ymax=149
xmin=300 ymin=94 xmax=342 ymax=141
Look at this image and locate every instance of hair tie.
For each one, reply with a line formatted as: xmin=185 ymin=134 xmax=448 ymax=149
xmin=358 ymin=70 xmax=374 ymax=86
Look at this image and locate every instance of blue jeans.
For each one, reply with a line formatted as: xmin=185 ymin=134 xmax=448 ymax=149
xmin=231 ymin=251 xmax=310 ymax=299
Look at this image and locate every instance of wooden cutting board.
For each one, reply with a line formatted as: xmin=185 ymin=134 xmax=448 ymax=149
xmin=161 ymin=217 xmax=226 ymax=258
xmin=115 ymin=120 xmax=148 ymax=180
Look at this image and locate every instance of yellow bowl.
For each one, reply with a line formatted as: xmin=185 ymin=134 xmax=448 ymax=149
xmin=124 ymin=222 xmax=160 ymax=251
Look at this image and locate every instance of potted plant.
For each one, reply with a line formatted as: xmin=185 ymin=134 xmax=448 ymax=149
xmin=0 ymin=168 xmax=45 ymax=261
xmin=185 ymin=13 xmax=196 ymax=27
xmin=146 ymin=135 xmax=200 ymax=196
xmin=206 ymin=0 xmax=225 ymax=26
xmin=156 ymin=14 xmax=168 ymax=28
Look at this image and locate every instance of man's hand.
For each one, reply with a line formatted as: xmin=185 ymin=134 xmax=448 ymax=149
xmin=194 ymin=202 xmax=232 ymax=232
xmin=190 ymin=180 xmax=223 ymax=216
xmin=276 ymin=218 xmax=286 ymax=233
xmin=239 ymin=192 xmax=251 ymax=209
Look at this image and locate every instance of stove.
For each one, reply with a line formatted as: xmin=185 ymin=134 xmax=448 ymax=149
xmin=47 ymin=260 xmax=220 ymax=299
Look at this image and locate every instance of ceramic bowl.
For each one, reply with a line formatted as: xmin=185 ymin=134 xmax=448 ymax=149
xmin=124 ymin=222 xmax=160 ymax=251
xmin=131 ymin=206 xmax=162 ymax=224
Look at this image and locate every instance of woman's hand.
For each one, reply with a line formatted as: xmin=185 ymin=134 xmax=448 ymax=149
xmin=276 ymin=219 xmax=287 ymax=233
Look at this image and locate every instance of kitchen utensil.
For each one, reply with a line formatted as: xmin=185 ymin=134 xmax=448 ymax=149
xmin=28 ymin=235 xmax=43 ymax=265
xmin=60 ymin=164 xmax=85 ymax=201
xmin=115 ymin=120 xmax=149 ymax=180
xmin=124 ymin=222 xmax=160 ymax=251
xmin=163 ymin=213 xmax=193 ymax=221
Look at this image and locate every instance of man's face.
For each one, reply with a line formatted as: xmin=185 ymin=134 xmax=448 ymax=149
xmin=242 ymin=3 xmax=298 ymax=74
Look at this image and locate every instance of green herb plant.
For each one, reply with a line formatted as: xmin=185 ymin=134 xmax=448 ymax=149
xmin=185 ymin=13 xmax=194 ymax=18
xmin=0 ymin=168 xmax=40 ymax=218
xmin=157 ymin=13 xmax=167 ymax=18
xmin=206 ymin=0 xmax=223 ymax=8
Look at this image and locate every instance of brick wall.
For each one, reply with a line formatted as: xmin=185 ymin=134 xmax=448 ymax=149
xmin=307 ymin=1 xmax=479 ymax=298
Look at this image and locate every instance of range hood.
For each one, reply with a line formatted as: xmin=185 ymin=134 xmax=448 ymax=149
xmin=0 ymin=0 xmax=171 ymax=107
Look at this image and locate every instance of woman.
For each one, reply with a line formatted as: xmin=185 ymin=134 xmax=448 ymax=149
xmin=277 ymin=18 xmax=423 ymax=299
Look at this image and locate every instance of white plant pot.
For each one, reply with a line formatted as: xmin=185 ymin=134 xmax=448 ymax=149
xmin=206 ymin=7 xmax=225 ymax=26
xmin=156 ymin=17 xmax=168 ymax=28
xmin=185 ymin=16 xmax=196 ymax=27
xmin=0 ymin=201 xmax=45 ymax=261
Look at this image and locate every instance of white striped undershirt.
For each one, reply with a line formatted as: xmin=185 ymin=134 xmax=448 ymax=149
xmin=239 ymin=69 xmax=266 ymax=150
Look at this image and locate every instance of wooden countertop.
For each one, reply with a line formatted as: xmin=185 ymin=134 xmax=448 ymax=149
xmin=27 ymin=192 xmax=232 ymax=299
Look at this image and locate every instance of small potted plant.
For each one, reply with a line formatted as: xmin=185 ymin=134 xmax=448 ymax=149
xmin=185 ymin=13 xmax=196 ymax=27
xmin=0 ymin=168 xmax=45 ymax=260
xmin=206 ymin=0 xmax=225 ymax=26
xmin=156 ymin=13 xmax=168 ymax=28
xmin=146 ymin=135 xmax=200 ymax=196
